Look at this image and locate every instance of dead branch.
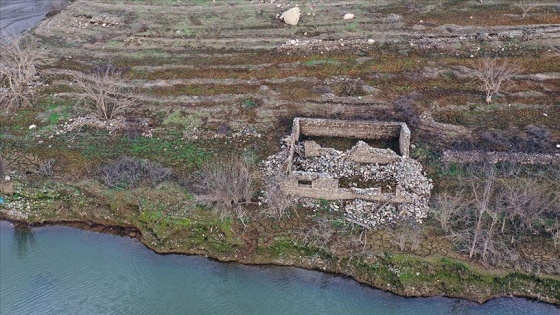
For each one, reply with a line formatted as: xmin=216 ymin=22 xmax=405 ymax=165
xmin=0 ymin=154 xmax=5 ymax=182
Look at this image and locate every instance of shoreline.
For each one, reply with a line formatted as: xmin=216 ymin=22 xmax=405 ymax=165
xmin=2 ymin=215 xmax=559 ymax=307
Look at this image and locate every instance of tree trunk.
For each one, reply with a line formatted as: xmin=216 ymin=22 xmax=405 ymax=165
xmin=0 ymin=154 xmax=5 ymax=182
xmin=485 ymin=93 xmax=492 ymax=104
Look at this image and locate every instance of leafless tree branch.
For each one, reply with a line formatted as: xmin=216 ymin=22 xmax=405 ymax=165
xmin=73 ymin=67 xmax=135 ymax=120
xmin=0 ymin=35 xmax=45 ymax=111
xmin=470 ymin=58 xmax=521 ymax=104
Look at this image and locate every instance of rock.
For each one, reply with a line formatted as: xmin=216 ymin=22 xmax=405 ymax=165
xmin=280 ymin=7 xmax=301 ymax=26
xmin=367 ymin=39 xmax=375 ymax=44
xmin=29 ymin=124 xmax=37 ymax=129
xmin=387 ymin=13 xmax=401 ymax=23
xmin=343 ymin=13 xmax=354 ymax=20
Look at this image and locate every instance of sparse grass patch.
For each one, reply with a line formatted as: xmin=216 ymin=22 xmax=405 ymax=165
xmin=129 ymin=137 xmax=209 ymax=170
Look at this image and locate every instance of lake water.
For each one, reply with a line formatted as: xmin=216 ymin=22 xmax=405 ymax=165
xmin=0 ymin=0 xmax=50 ymax=37
xmin=1 ymin=221 xmax=558 ymax=315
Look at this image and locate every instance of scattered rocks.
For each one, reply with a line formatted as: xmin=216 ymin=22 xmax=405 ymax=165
xmin=386 ymin=13 xmax=402 ymax=23
xmin=48 ymin=115 xmax=153 ymax=138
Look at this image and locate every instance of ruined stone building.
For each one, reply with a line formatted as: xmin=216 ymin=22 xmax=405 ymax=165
xmin=265 ymin=118 xmax=432 ymax=228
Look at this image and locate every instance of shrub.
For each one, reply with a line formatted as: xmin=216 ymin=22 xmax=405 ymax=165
xmin=96 ymin=156 xmax=173 ymax=189
xmin=192 ymin=154 xmax=257 ymax=215
xmin=336 ymin=78 xmax=364 ymax=96
xmin=73 ymin=65 xmax=135 ymax=120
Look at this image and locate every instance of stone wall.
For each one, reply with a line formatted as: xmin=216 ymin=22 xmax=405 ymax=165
xmin=441 ymin=150 xmax=560 ymax=165
xmin=399 ymin=124 xmax=411 ymax=157
xmin=297 ymin=117 xmax=404 ymax=141
xmin=293 ymin=117 xmax=410 ymax=156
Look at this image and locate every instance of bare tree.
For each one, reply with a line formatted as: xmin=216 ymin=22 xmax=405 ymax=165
xmin=553 ymin=223 xmax=560 ymax=249
xmin=73 ymin=67 xmax=134 ymax=120
xmin=0 ymin=35 xmax=45 ymax=111
xmin=515 ymin=0 xmax=537 ymax=19
xmin=261 ymin=172 xmax=294 ymax=219
xmin=299 ymin=217 xmax=335 ymax=251
xmin=471 ymin=58 xmax=520 ymax=104
xmin=467 ymin=164 xmax=497 ymax=258
xmin=431 ymin=192 xmax=464 ymax=233
xmin=443 ymin=163 xmax=559 ymax=268
xmin=498 ymin=177 xmax=550 ymax=240
xmin=194 ymin=154 xmax=257 ymax=218
xmin=391 ymin=222 xmax=422 ymax=252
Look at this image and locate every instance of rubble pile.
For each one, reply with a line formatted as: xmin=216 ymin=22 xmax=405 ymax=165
xmin=261 ymin=137 xmax=433 ymax=227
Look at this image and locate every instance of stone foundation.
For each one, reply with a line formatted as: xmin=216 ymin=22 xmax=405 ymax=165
xmin=264 ymin=117 xmax=432 ymax=228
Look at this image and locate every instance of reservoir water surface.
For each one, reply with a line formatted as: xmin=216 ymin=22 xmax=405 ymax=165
xmin=0 ymin=0 xmax=50 ymax=37
xmin=1 ymin=221 xmax=558 ymax=314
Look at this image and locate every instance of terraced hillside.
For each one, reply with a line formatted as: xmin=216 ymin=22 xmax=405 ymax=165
xmin=23 ymin=0 xmax=560 ymax=165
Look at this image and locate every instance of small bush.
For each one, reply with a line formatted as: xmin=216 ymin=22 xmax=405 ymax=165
xmin=478 ymin=125 xmax=552 ymax=153
xmin=47 ymin=0 xmax=69 ymax=16
xmin=97 ymin=156 xmax=173 ymax=189
xmin=336 ymin=78 xmax=365 ymax=96
xmin=394 ymin=93 xmax=421 ymax=128
xmin=73 ymin=65 xmax=135 ymax=120
xmin=450 ymin=125 xmax=553 ymax=153
xmin=192 ymin=154 xmax=257 ymax=215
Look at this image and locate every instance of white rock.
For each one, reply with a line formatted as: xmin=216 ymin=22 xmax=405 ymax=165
xmin=367 ymin=39 xmax=375 ymax=44
xmin=29 ymin=124 xmax=37 ymax=129
xmin=556 ymin=144 xmax=560 ymax=149
xmin=4 ymin=176 xmax=11 ymax=182
xmin=280 ymin=7 xmax=301 ymax=26
xmin=343 ymin=13 xmax=355 ymax=20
